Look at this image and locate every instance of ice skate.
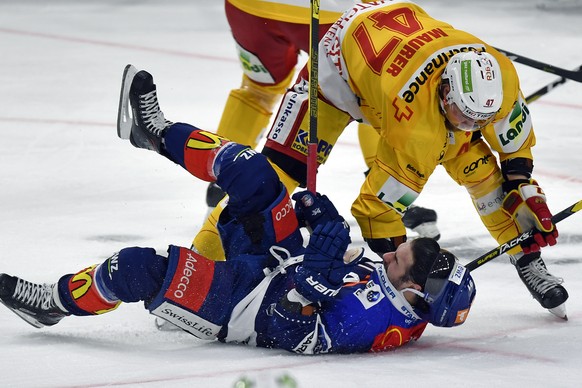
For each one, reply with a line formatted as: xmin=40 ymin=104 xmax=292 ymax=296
xmin=117 ymin=64 xmax=173 ymax=153
xmin=512 ymin=253 xmax=568 ymax=319
xmin=155 ymin=317 xmax=182 ymax=332
xmin=402 ymin=205 xmax=441 ymax=240
xmin=0 ymin=273 xmax=69 ymax=328
xmin=206 ymin=182 xmax=227 ymax=209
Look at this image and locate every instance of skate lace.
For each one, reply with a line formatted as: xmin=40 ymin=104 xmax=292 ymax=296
xmin=520 ymin=258 xmax=564 ymax=295
xmin=14 ymin=279 xmax=55 ymax=311
xmin=139 ymin=90 xmax=170 ymax=135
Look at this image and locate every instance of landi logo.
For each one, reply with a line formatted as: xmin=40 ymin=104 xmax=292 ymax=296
xmin=498 ymin=102 xmax=530 ymax=146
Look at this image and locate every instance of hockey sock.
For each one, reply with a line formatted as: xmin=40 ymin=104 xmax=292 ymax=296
xmin=57 ymin=264 xmax=121 ymax=316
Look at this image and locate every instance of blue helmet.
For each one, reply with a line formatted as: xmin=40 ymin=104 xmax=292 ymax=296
xmin=418 ymin=250 xmax=477 ymax=327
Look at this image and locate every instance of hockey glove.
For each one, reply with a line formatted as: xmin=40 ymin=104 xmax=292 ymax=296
xmin=502 ymin=179 xmax=558 ymax=254
xmin=294 ymin=222 xmax=369 ymax=303
xmin=365 ymin=235 xmax=406 ymax=258
xmin=292 ymin=190 xmax=346 ymax=231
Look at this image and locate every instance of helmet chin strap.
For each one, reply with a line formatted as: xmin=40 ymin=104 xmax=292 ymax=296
xmin=400 ymin=287 xmax=425 ymax=300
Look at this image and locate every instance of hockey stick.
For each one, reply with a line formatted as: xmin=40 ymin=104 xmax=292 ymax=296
xmin=306 ymin=0 xmax=320 ymax=193
xmin=524 ymin=65 xmax=582 ymax=103
xmin=494 ymin=47 xmax=582 ymax=83
xmin=465 ymin=199 xmax=582 ymax=272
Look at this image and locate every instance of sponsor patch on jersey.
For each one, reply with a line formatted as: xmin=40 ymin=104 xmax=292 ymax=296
xmin=165 ymin=249 xmax=215 ymax=312
xmin=354 ymin=280 xmax=385 ymax=309
xmin=290 ymin=129 xmax=334 ymax=164
xmin=397 ymin=44 xmax=486 ymax=103
xmin=493 ymin=93 xmax=532 ymax=153
xmin=473 ymin=187 xmax=504 ymax=216
xmin=151 ymin=301 xmax=221 ymax=340
xmin=268 ymin=87 xmax=307 ymax=145
xmin=270 ymin=194 xmax=298 ymax=242
xmin=236 ymin=42 xmax=275 ymax=84
xmin=376 ymin=177 xmax=418 ymax=213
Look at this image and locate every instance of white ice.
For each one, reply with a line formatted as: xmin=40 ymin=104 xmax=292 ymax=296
xmin=1 ymin=1 xmax=581 ymax=387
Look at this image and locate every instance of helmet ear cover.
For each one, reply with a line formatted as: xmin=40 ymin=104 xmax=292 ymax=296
xmin=416 ymin=250 xmax=477 ymax=327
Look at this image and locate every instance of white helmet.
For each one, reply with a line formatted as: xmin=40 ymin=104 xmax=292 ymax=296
xmin=440 ymin=51 xmax=503 ymax=132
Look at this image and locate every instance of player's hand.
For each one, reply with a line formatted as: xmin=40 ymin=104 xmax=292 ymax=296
xmin=295 ymin=222 xmax=373 ymax=302
xmin=502 ymin=179 xmax=558 ymax=254
xmin=292 ymin=191 xmax=346 ymax=231
xmin=303 ymin=222 xmax=351 ymax=277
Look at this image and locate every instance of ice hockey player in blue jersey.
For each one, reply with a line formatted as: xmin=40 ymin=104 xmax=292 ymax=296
xmin=0 ymin=66 xmax=476 ymax=354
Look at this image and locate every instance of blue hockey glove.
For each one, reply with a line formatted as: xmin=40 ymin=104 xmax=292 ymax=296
xmin=294 ymin=266 xmax=342 ymax=303
xmin=303 ymin=222 xmax=351 ymax=275
xmin=294 ymin=222 xmax=372 ymax=303
xmin=292 ymin=190 xmax=346 ymax=231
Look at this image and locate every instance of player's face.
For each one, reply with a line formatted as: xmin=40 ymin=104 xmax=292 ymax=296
xmin=382 ymin=242 xmax=415 ymax=290
xmin=441 ymin=84 xmax=496 ymax=132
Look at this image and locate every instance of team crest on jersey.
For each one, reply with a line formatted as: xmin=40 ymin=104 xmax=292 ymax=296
xmin=236 ymin=42 xmax=275 ymax=84
xmin=354 ymin=280 xmax=385 ymax=309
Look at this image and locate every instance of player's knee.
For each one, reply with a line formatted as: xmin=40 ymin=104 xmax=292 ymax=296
xmin=100 ymin=247 xmax=168 ymax=304
xmin=216 ymin=144 xmax=280 ymax=216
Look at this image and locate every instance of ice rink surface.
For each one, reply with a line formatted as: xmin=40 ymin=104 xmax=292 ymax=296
xmin=1 ymin=0 xmax=581 ymax=387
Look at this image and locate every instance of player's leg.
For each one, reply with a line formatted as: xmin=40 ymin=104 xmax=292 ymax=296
xmin=0 ymin=247 xmax=164 ymax=328
xmin=204 ymin=2 xmax=305 ymax=208
xmin=351 ymin=137 xmax=436 ymax=256
xmin=357 ymin=123 xmax=379 ymax=171
xmin=194 ymin=65 xmax=352 ymax=261
xmin=357 ymin=123 xmax=440 ymax=239
xmin=442 ymin=139 xmax=567 ymax=317
xmin=0 ymin=246 xmax=242 ymax=337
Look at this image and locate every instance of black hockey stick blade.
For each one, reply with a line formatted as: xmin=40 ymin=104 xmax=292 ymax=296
xmin=465 ymin=199 xmax=582 ymax=272
xmin=494 ymin=47 xmax=582 ymax=83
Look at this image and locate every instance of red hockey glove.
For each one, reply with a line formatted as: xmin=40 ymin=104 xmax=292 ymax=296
xmin=502 ymin=179 xmax=558 ymax=254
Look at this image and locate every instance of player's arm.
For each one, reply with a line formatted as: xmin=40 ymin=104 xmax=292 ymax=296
xmin=265 ymin=222 xmax=374 ymax=354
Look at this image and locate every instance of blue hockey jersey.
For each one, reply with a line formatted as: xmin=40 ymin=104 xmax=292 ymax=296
xmin=220 ymin=253 xmax=428 ymax=354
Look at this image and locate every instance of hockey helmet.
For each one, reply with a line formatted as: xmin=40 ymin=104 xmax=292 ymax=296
xmin=418 ymin=250 xmax=476 ymax=327
xmin=440 ymin=51 xmax=503 ymax=132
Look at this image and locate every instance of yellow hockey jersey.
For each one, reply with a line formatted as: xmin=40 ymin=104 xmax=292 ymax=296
xmin=227 ymin=0 xmax=358 ymax=24
xmin=320 ymin=1 xmax=534 ymax=191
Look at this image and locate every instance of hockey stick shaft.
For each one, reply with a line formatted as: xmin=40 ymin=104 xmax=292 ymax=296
xmin=524 ymin=65 xmax=582 ymax=103
xmin=494 ymin=47 xmax=582 ymax=83
xmin=306 ymin=0 xmax=320 ymax=193
xmin=465 ymin=199 xmax=582 ymax=272
xmin=525 ymin=77 xmax=567 ymax=104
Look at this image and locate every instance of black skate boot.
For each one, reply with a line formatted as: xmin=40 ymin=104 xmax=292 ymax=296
xmin=117 ymin=64 xmax=173 ymax=153
xmin=0 ymin=273 xmax=69 ymax=328
xmin=512 ymin=252 xmax=568 ymax=319
xmin=206 ymin=182 xmax=227 ymax=208
xmin=402 ymin=205 xmax=440 ymax=240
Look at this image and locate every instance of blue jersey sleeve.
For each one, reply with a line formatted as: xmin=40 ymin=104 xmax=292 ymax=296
xmin=257 ymin=269 xmax=427 ymax=354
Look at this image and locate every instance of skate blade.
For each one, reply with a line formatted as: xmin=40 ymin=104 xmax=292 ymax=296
xmin=548 ymin=303 xmax=568 ymax=320
xmin=0 ymin=300 xmax=44 ymax=329
xmin=155 ymin=317 xmax=182 ymax=332
xmin=116 ymin=64 xmax=138 ymax=139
